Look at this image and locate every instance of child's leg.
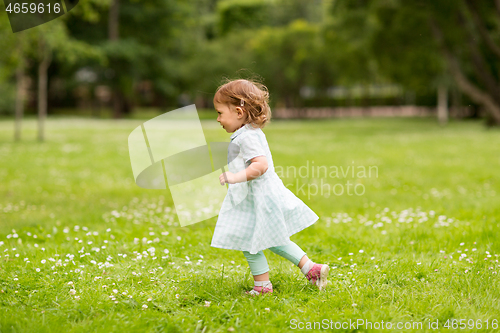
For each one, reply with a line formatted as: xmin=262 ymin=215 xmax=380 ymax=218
xmin=242 ymin=250 xmax=270 ymax=281
xmin=268 ymin=240 xmax=308 ymax=267
xmin=269 ymin=241 xmax=318 ymax=274
xmin=242 ymin=251 xmax=273 ymax=294
xmin=269 ymin=240 xmax=329 ymax=290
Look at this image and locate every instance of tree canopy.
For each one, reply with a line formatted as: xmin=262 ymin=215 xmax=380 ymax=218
xmin=0 ymin=0 xmax=499 ymax=124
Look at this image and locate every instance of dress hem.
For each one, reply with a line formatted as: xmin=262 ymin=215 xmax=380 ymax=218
xmin=210 ymin=215 xmax=319 ymax=254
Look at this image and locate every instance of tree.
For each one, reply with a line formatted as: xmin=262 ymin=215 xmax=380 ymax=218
xmin=331 ymin=0 xmax=500 ymax=125
xmin=184 ymin=0 xmax=332 ymax=109
xmin=0 ymin=4 xmax=25 ymax=139
xmin=37 ymin=31 xmax=52 ymax=142
xmin=0 ymin=0 xmax=107 ymax=141
xmin=74 ymin=0 xmax=191 ymax=117
xmin=34 ymin=16 xmax=105 ymax=141
xmin=14 ymin=39 xmax=26 ymax=141
xmin=216 ymin=0 xmax=269 ymax=36
xmin=250 ymin=20 xmax=321 ymax=108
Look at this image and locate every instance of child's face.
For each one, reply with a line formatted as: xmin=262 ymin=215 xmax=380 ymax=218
xmin=215 ymin=102 xmax=246 ymax=133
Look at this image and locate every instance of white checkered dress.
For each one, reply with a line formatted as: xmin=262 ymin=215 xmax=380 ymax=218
xmin=211 ymin=124 xmax=319 ymax=254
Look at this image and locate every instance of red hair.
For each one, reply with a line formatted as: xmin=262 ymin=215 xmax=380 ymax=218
xmin=214 ymin=79 xmax=271 ymax=128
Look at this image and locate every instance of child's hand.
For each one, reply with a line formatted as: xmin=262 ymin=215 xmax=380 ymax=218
xmin=219 ymin=172 xmax=235 ymax=185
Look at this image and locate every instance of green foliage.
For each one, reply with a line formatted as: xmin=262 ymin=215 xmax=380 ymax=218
xmin=0 ymin=10 xmax=17 ymax=115
xmin=67 ymin=0 xmax=112 ymax=23
xmin=185 ymin=28 xmax=256 ymax=101
xmin=1 ymin=0 xmax=498 ymax=116
xmin=335 ymin=0 xmax=500 ymax=104
xmin=0 ymin=68 xmax=16 ymax=115
xmin=217 ymin=0 xmax=270 ymax=36
xmin=368 ymin=1 xmax=445 ymax=91
xmin=250 ymin=20 xmax=321 ymax=106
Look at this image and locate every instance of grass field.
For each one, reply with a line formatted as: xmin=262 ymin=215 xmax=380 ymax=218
xmin=1 ymin=116 xmax=499 ymax=332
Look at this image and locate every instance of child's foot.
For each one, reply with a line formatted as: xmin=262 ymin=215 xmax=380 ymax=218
xmin=306 ymin=264 xmax=329 ymax=290
xmin=245 ymin=282 xmax=273 ymax=296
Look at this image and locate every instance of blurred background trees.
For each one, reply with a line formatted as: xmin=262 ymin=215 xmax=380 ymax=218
xmin=1 ymin=0 xmax=499 ymax=126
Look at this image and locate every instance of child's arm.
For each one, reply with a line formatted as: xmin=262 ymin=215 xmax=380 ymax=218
xmin=219 ymin=156 xmax=268 ymax=185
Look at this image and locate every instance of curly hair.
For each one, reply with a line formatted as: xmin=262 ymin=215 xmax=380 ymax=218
xmin=213 ymin=79 xmax=271 ymax=128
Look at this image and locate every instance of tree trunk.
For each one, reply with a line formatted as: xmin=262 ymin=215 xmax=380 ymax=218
xmin=429 ymin=19 xmax=500 ymax=126
xmin=15 ymin=56 xmax=24 ymax=142
xmin=108 ymin=0 xmax=128 ymax=118
xmin=38 ymin=36 xmax=52 ymax=142
xmin=437 ymin=84 xmax=448 ymax=126
xmin=447 ymin=58 xmax=500 ymax=125
xmin=464 ymin=0 xmax=500 ymax=58
xmin=112 ymin=90 xmax=124 ymax=118
xmin=109 ymin=0 xmax=120 ymax=40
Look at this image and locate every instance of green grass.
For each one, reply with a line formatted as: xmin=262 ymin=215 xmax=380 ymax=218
xmin=31 ymin=107 xmax=219 ymax=121
xmin=0 ymin=116 xmax=499 ymax=332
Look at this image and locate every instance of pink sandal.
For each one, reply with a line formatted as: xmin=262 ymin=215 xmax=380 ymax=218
xmin=306 ymin=264 xmax=330 ymax=290
xmin=245 ymin=282 xmax=273 ymax=296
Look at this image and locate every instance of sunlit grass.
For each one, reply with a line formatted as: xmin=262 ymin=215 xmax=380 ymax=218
xmin=0 ymin=116 xmax=499 ymax=332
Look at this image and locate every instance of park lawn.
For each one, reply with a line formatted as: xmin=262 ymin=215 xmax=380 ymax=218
xmin=0 ymin=116 xmax=499 ymax=332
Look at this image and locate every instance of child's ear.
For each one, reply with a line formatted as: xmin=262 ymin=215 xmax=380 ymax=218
xmin=235 ymin=107 xmax=245 ymax=118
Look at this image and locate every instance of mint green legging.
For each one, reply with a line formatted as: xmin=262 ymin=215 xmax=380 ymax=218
xmin=242 ymin=240 xmax=307 ymax=276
